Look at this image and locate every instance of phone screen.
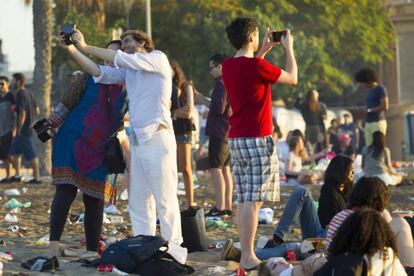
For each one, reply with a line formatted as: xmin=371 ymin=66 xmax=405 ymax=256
xmin=272 ymin=31 xmax=287 ymax=43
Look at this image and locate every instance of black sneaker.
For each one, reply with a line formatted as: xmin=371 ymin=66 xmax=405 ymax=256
xmin=224 ymin=209 xmax=233 ymax=216
xmin=205 ymin=207 xmax=227 ymax=217
xmin=9 ymin=175 xmax=22 ymax=183
xmin=264 ymin=235 xmax=284 ymax=249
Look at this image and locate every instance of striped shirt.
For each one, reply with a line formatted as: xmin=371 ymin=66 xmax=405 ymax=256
xmin=326 ymin=209 xmax=355 ymax=250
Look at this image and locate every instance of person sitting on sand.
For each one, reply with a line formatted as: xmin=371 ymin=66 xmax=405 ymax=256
xmin=326 ymin=177 xmax=414 ymax=267
xmin=362 ymin=131 xmax=403 ymax=186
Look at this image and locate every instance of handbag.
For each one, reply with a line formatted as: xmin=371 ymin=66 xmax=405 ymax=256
xmin=180 ymin=207 xmax=208 ymax=253
xmin=104 ymin=91 xmax=126 ymax=174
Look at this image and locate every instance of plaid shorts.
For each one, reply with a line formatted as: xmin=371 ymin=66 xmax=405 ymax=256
xmin=229 ymin=136 xmax=280 ymax=203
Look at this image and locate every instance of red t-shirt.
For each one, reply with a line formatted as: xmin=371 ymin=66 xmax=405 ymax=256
xmin=222 ymin=57 xmax=282 ymax=138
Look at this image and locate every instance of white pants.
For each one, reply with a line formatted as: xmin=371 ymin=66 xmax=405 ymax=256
xmin=129 ymin=128 xmax=183 ymax=245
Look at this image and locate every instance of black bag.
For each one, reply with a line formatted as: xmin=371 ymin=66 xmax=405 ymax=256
xmin=105 ymin=136 xmax=126 ymax=174
xmin=104 ymin=91 xmax=126 ymax=174
xmin=314 ymin=253 xmax=368 ymax=276
xmin=181 ymin=207 xmax=208 ymax=253
xmin=100 ymin=235 xmax=194 ymax=275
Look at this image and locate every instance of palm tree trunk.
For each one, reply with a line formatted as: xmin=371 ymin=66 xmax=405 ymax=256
xmin=32 ymin=0 xmax=52 ymax=175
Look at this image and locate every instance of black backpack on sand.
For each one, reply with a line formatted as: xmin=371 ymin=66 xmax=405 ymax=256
xmin=100 ymin=235 xmax=194 ymax=275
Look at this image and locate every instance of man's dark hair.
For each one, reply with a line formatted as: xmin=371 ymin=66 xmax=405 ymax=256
xmin=355 ymin=67 xmax=378 ymax=84
xmin=225 ymin=17 xmax=259 ymax=50
xmin=12 ymin=73 xmax=26 ymax=85
xmin=0 ymin=76 xmax=9 ymax=83
xmin=121 ymin=30 xmax=154 ymax=52
xmin=105 ymin=39 xmax=122 ymax=49
xmin=347 ymin=177 xmax=390 ymax=211
xmin=324 ymin=155 xmax=354 ymax=192
xmin=329 ymin=208 xmax=397 ymax=259
xmin=209 ymin=53 xmax=227 ymax=66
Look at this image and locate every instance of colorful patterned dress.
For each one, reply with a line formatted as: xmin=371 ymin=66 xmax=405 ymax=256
xmin=51 ymin=75 xmax=126 ymax=203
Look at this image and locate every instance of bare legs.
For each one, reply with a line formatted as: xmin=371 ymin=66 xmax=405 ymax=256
xmin=177 ymin=143 xmax=195 ymax=207
xmin=210 ymin=166 xmax=233 ymax=210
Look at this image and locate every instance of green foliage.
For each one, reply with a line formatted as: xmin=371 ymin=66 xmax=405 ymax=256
xmin=51 ymin=0 xmax=396 ymax=102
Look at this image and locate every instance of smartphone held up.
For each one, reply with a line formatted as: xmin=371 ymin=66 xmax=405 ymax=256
xmin=272 ymin=30 xmax=287 ymax=43
xmin=60 ymin=24 xmax=76 ymax=45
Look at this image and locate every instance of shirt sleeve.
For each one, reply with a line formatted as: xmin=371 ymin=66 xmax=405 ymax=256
xmin=16 ymin=92 xmax=26 ymax=113
xmin=114 ymin=49 xmax=169 ymax=74
xmin=93 ymin=65 xmax=126 ymax=84
xmin=209 ymin=80 xmax=227 ymax=116
xmin=378 ymin=86 xmax=387 ymax=98
xmin=257 ymin=58 xmax=282 ymax=83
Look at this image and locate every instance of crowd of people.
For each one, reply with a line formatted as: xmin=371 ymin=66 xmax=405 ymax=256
xmin=0 ymin=15 xmax=411 ymax=275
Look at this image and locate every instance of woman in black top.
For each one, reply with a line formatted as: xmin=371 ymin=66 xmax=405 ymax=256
xmin=170 ymin=60 xmax=196 ymax=208
xmin=295 ymin=89 xmax=327 ymax=146
xmin=318 ymin=155 xmax=354 ymax=228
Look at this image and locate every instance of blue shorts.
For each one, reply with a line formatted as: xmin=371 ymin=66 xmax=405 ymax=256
xmin=9 ymin=135 xmax=37 ymax=161
xmin=175 ymin=133 xmax=192 ymax=144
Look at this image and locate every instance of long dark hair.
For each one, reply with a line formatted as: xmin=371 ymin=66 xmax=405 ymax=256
xmin=369 ymin=131 xmax=386 ymax=159
xmin=329 ymin=208 xmax=397 ymax=259
xmin=170 ymin=59 xmax=188 ymax=98
xmin=347 ymin=177 xmax=390 ymax=212
xmin=305 ymin=89 xmax=320 ymax=113
xmin=324 ymin=155 xmax=354 ymax=192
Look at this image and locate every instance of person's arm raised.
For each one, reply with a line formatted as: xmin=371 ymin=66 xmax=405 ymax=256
xmin=277 ymin=30 xmax=297 ymax=85
xmin=71 ymin=29 xmax=116 ymax=63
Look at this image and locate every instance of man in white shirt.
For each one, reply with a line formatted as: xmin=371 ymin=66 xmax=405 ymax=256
xmin=62 ymin=29 xmax=184 ymax=251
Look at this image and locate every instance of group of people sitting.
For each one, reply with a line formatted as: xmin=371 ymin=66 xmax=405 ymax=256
xmin=222 ymin=156 xmax=414 ymax=275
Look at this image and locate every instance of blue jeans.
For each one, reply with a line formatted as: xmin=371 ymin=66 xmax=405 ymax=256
xmin=275 ymin=185 xmax=324 ymax=240
xmin=256 ymin=242 xmax=301 ymax=260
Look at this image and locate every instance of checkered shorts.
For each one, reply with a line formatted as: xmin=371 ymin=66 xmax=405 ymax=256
xmin=229 ymin=136 xmax=280 ymax=203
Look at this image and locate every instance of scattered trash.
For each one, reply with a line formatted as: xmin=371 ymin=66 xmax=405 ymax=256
xmin=104 ymin=205 xmax=120 ymax=215
xmin=256 ymin=236 xmax=269 ymax=249
xmin=108 ymin=215 xmax=123 ymax=225
xmin=106 ymin=237 xmax=117 ymax=244
xmin=0 ymin=261 xmax=2 ymax=274
xmin=215 ymin=241 xmax=224 ymax=249
xmin=207 ymin=243 xmax=216 ymax=249
xmin=3 ymin=198 xmax=31 ymax=209
xmin=7 ymin=225 xmax=19 ymax=232
xmin=286 ymin=249 xmax=297 ymax=261
xmin=258 ymin=208 xmax=274 ymax=224
xmin=30 ymin=258 xmax=46 ymax=271
xmin=4 ymin=213 xmax=18 ymax=223
xmin=273 ymin=204 xmax=285 ymax=210
xmin=4 ymin=189 xmax=21 ymax=196
xmin=22 ymin=187 xmax=28 ymax=194
xmin=103 ymin=213 xmax=111 ymax=224
xmin=109 ymin=230 xmax=119 ymax=235
xmin=205 ymin=217 xmax=231 ymax=228
xmin=97 ymin=264 xmax=128 ymax=275
xmin=75 ymin=214 xmax=85 ymax=224
xmin=280 ymin=192 xmax=290 ymax=197
xmin=0 ymin=251 xmax=13 ymax=261
xmin=36 ymin=235 xmax=50 ymax=246
xmin=0 ymin=240 xmax=7 ymax=246
xmin=207 ymin=266 xmax=226 ymax=274
xmin=119 ymin=189 xmax=128 ymax=201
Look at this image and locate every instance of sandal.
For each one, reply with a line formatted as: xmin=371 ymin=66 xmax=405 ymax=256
xmin=21 ymin=256 xmax=59 ymax=271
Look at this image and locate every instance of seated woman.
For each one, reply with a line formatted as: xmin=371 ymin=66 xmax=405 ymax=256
xmin=332 ymin=133 xmax=355 ymax=160
xmin=285 ymin=136 xmax=317 ymax=186
xmin=362 ymin=131 xmax=403 ymax=186
xmin=326 ymin=177 xmax=414 ymax=267
xmin=259 ymin=209 xmax=407 ymax=276
xmin=259 ymin=156 xmax=354 ymax=253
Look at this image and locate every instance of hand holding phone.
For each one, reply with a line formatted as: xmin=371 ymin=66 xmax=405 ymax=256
xmin=60 ymin=24 xmax=76 ymax=45
xmin=272 ymin=30 xmax=287 ymax=43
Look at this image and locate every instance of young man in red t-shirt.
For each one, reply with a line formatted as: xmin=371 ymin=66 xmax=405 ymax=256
xmin=222 ymin=17 xmax=297 ymax=271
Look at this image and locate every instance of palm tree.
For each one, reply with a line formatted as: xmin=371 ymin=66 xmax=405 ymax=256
xmin=31 ymin=0 xmax=53 ymax=175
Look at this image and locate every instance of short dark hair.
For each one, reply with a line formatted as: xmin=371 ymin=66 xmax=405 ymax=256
xmin=121 ymin=30 xmax=154 ymax=52
xmin=225 ymin=17 xmax=258 ymax=50
xmin=105 ymin=39 xmax=122 ymax=49
xmin=355 ymin=67 xmax=378 ymax=84
xmin=329 ymin=208 xmax=397 ymax=259
xmin=348 ymin=177 xmax=390 ymax=211
xmin=0 ymin=76 xmax=9 ymax=83
xmin=12 ymin=73 xmax=26 ymax=85
xmin=209 ymin=53 xmax=227 ymax=66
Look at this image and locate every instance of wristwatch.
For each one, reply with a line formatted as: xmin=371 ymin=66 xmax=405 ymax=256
xmin=367 ymin=108 xmax=372 ymax=113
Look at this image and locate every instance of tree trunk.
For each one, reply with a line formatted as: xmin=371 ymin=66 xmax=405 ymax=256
xmin=32 ymin=0 xmax=52 ymax=175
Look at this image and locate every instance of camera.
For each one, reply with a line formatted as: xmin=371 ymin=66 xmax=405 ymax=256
xmin=60 ymin=24 xmax=76 ymax=45
xmin=33 ymin=118 xmax=56 ymax=143
xmin=272 ymin=30 xmax=287 ymax=43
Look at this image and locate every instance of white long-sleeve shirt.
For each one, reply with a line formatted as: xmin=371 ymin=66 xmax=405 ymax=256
xmin=93 ymin=49 xmax=173 ymax=144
